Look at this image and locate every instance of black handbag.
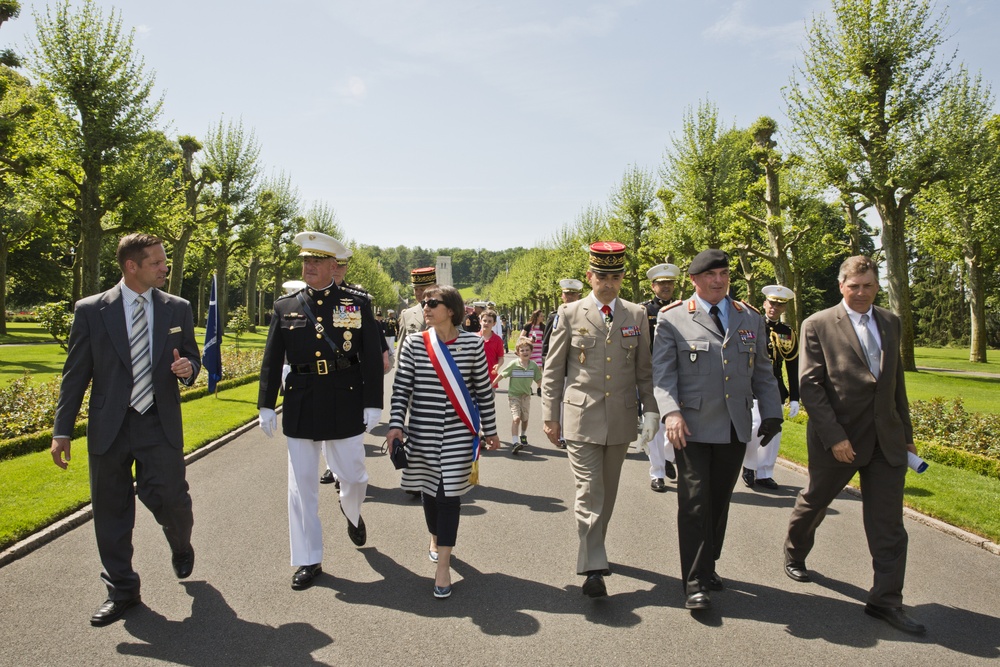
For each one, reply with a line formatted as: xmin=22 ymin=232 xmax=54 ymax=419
xmin=389 ymin=437 xmax=408 ymax=470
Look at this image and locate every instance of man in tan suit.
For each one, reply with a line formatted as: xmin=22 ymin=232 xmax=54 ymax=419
xmin=542 ymin=242 xmax=658 ymax=598
xmin=784 ymin=256 xmax=924 ymax=635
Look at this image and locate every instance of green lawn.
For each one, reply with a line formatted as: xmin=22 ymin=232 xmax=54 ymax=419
xmin=905 ymin=371 xmax=1000 ymax=414
xmin=0 ymin=327 xmax=270 ymax=387
xmin=914 ymin=345 xmax=998 ymax=373
xmin=0 ymin=381 xmax=268 ymax=550
xmin=0 ymin=322 xmax=54 ymax=344
xmin=779 ymin=419 xmax=1000 ymax=544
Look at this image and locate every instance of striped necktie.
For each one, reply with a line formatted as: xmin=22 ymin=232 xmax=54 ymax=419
xmin=129 ymin=295 xmax=154 ymax=413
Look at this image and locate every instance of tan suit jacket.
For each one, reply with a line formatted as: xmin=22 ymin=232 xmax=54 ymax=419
xmin=395 ymin=302 xmax=426 ymax=351
xmin=799 ymin=303 xmax=912 ymax=467
xmin=542 ymin=293 xmax=656 ymax=445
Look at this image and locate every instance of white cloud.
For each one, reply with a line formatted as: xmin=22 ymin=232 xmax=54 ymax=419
xmin=703 ymin=0 xmax=806 ymax=55
xmin=136 ymin=24 xmax=151 ymax=36
xmin=336 ymin=76 xmax=367 ymax=102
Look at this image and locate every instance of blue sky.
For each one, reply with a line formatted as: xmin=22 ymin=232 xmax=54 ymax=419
xmin=5 ymin=0 xmax=998 ymax=250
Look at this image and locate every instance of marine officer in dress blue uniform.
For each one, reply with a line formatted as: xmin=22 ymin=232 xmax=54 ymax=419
xmin=258 ymin=231 xmax=384 ymax=590
xmin=642 ymin=263 xmax=681 ymax=492
xmin=742 ymin=284 xmax=800 ymax=490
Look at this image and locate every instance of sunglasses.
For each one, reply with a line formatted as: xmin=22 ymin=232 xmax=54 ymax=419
xmin=421 ymin=298 xmax=443 ymax=309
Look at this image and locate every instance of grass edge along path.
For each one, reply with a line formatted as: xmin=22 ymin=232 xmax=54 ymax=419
xmin=0 ymin=381 xmax=269 ymax=553
xmin=779 ymin=420 xmax=1000 ymax=547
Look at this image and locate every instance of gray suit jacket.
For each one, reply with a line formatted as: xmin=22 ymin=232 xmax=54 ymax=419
xmin=798 ymin=303 xmax=912 ymax=468
xmin=541 ymin=293 xmax=656 ymax=445
xmin=653 ymin=296 xmax=782 ymax=444
xmin=54 ymin=284 xmax=201 ymax=455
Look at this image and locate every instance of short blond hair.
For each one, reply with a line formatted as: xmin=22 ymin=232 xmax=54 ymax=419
xmin=515 ymin=337 xmax=533 ymax=353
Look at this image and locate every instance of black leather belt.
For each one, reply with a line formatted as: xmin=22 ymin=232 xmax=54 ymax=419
xmin=290 ymin=354 xmax=361 ymax=375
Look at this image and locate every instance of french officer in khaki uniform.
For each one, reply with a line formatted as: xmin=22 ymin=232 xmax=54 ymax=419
xmin=653 ymin=249 xmax=782 ymax=611
xmin=542 ymin=242 xmax=658 ymax=598
xmin=395 ymin=266 xmax=436 ymax=352
xmin=258 ymin=232 xmax=384 ymax=590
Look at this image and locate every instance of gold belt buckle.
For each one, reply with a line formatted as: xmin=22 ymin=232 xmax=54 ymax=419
xmin=316 ymin=359 xmax=328 ymax=375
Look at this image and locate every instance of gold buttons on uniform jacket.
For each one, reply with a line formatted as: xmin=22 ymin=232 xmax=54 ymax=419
xmin=315 ymin=351 xmax=322 ymax=358
xmin=605 ymin=392 xmax=611 ymax=397
xmin=606 ymin=375 xmax=611 ymax=380
xmin=317 ymin=300 xmax=323 ymax=306
xmin=724 ymin=359 xmax=728 ymax=365
xmin=606 ymin=357 xmax=611 ymax=362
xmin=317 ymin=316 xmax=323 ymax=322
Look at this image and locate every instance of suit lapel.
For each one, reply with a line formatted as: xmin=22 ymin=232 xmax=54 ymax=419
xmin=872 ymin=307 xmax=889 ymax=379
xmin=100 ymin=285 xmax=132 ymax=369
xmin=582 ymin=296 xmax=607 ymax=335
xmin=690 ymin=299 xmax=723 ymax=339
xmin=835 ymin=307 xmax=869 ymax=370
xmin=151 ymin=288 xmax=174 ymax=369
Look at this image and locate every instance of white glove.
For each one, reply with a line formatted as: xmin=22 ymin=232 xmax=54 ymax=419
xmin=363 ymin=407 xmax=382 ymax=433
xmin=788 ymin=401 xmax=800 ymax=419
xmin=640 ymin=412 xmax=659 ymax=446
xmin=259 ymin=408 xmax=277 ymax=438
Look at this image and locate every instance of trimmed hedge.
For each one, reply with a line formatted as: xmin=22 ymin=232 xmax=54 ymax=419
xmin=0 ymin=374 xmax=259 ymax=461
xmin=920 ymin=440 xmax=1000 ymax=481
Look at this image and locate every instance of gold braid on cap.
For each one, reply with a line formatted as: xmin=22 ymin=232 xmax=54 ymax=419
xmin=769 ymin=328 xmax=799 ymax=361
xmin=589 ymin=255 xmax=625 ymax=271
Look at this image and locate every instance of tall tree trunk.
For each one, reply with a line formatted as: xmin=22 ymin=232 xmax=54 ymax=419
xmin=167 ymin=226 xmax=195 ymax=295
xmin=214 ymin=243 xmax=229 ymax=327
xmin=965 ymin=239 xmax=987 ymax=363
xmin=878 ymin=203 xmax=916 ymax=371
xmin=246 ymin=257 xmax=259 ymax=331
xmin=0 ymin=234 xmax=8 ymax=336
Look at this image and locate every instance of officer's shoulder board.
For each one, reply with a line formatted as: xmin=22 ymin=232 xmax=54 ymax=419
xmin=341 ymin=284 xmax=371 ymax=303
xmin=275 ymin=292 xmax=297 ymax=302
xmin=660 ymin=300 xmax=684 ymax=313
xmin=737 ymin=300 xmax=760 ymax=315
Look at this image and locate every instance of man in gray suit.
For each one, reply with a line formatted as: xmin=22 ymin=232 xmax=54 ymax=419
xmin=653 ymin=249 xmax=782 ymax=611
xmin=542 ymin=242 xmax=658 ymax=598
xmin=51 ymin=233 xmax=200 ymax=626
xmin=784 ymin=256 xmax=925 ymax=635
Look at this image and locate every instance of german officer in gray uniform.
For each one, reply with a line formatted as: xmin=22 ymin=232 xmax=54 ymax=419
xmin=653 ymin=249 xmax=782 ymax=611
xmin=258 ymin=231 xmax=383 ymax=590
xmin=642 ymin=263 xmax=681 ymax=492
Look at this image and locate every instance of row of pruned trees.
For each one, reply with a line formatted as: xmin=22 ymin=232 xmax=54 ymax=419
xmin=484 ymin=0 xmax=1000 ymax=366
xmin=0 ymin=0 xmax=398 ymax=334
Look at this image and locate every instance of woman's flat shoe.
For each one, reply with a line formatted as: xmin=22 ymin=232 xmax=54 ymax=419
xmin=433 ymin=585 xmax=452 ymax=599
xmin=428 ymin=549 xmax=439 ymax=563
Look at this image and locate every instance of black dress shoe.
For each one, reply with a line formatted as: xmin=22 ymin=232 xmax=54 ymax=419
xmin=291 ymin=564 xmax=322 ymax=590
xmin=685 ymin=591 xmax=711 ymax=610
xmin=650 ymin=478 xmax=667 ymax=493
xmin=755 ymin=477 xmax=779 ymax=490
xmin=704 ymin=572 xmax=724 ymax=591
xmin=865 ymin=604 xmax=927 ymax=635
xmin=664 ymin=461 xmax=677 ymax=480
xmin=172 ymin=547 xmax=195 ymax=579
xmin=320 ymin=469 xmax=335 ymax=484
xmin=742 ymin=467 xmax=755 ymax=488
xmin=581 ymin=572 xmax=607 ymax=598
xmin=90 ymin=596 xmax=141 ymax=626
xmin=347 ymin=515 xmax=367 ymax=546
xmin=785 ymin=560 xmax=811 ymax=582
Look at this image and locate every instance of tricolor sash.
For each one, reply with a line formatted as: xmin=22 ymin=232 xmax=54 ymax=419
xmin=423 ymin=329 xmax=482 ymax=460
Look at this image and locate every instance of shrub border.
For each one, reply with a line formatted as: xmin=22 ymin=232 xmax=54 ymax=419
xmin=920 ymin=439 xmax=1000 ymax=481
xmin=0 ymin=374 xmax=259 ymax=461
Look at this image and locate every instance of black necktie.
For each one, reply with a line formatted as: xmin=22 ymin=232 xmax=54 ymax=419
xmin=709 ymin=305 xmax=724 ymax=335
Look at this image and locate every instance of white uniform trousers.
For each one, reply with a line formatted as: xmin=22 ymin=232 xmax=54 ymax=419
xmin=287 ymin=433 xmax=368 ymax=566
xmin=742 ymin=399 xmax=781 ymax=479
xmin=646 ymin=420 xmax=676 ymax=480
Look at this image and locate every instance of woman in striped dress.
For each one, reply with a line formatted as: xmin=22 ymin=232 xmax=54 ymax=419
xmin=386 ymin=285 xmax=500 ymax=599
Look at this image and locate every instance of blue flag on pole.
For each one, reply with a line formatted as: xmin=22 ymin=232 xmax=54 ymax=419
xmin=202 ymin=273 xmax=223 ymax=394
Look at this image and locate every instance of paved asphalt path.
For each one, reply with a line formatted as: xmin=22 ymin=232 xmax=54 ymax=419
xmin=2 ymin=357 xmax=999 ymax=666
